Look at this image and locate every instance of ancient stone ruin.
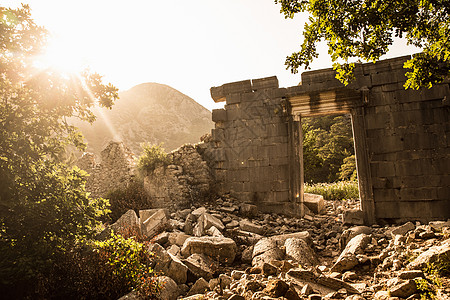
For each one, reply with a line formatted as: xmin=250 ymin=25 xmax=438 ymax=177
xmin=76 ymin=55 xmax=450 ymax=300
xmin=206 ymin=55 xmax=449 ymax=225
xmin=77 ymin=141 xmax=136 ymax=198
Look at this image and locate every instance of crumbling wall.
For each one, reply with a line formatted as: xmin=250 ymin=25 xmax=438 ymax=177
xmin=143 ymin=144 xmax=213 ymax=209
xmin=77 ymin=141 xmax=136 ymax=198
xmin=207 ymin=77 xmax=303 ymax=216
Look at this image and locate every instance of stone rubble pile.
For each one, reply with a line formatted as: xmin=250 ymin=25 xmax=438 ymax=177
xmin=112 ymin=197 xmax=449 ymax=300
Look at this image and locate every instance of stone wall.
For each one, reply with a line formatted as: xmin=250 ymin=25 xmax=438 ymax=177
xmin=207 ymin=77 xmax=303 ymax=216
xmin=77 ymin=141 xmax=136 ymax=198
xmin=143 ymin=144 xmax=212 ymax=210
xmin=208 ymin=56 xmax=449 ymax=223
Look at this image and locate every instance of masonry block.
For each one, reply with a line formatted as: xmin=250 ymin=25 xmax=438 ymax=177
xmin=212 ymin=109 xmax=227 ymax=122
xmin=252 ymin=76 xmax=279 ymax=90
xmin=211 ymin=128 xmax=224 ymax=142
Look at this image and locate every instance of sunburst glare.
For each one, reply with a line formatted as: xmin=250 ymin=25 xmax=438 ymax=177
xmin=33 ymin=37 xmax=88 ymax=76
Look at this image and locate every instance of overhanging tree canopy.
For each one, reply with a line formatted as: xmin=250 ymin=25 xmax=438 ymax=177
xmin=275 ymin=0 xmax=450 ymax=89
xmin=0 ymin=4 xmax=119 ymax=289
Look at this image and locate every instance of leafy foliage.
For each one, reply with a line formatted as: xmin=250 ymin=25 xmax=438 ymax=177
xmin=275 ymin=0 xmax=450 ymax=89
xmin=302 ymin=114 xmax=355 ymax=183
xmin=30 ymin=232 xmax=160 ymax=299
xmin=137 ymin=143 xmax=171 ymax=174
xmin=0 ymin=4 xmax=121 ymax=295
xmin=304 ymin=181 xmax=359 ymax=200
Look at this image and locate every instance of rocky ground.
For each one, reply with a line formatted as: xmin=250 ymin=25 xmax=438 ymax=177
xmin=115 ymin=196 xmax=450 ymax=300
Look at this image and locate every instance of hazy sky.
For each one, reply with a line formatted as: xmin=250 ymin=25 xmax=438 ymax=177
xmin=5 ymin=1 xmax=418 ymax=110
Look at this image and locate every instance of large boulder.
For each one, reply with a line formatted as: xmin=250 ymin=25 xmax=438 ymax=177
xmin=252 ymin=238 xmax=284 ymax=267
xmin=285 ymin=238 xmax=319 ymax=267
xmin=181 ymin=236 xmax=237 ymax=264
xmin=252 ymin=231 xmax=311 ymax=267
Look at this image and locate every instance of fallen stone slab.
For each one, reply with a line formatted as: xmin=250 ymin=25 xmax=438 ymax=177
xmin=239 ymin=219 xmax=264 ymax=235
xmin=181 ymin=236 xmax=237 ymax=264
xmin=99 ymin=209 xmax=139 ymax=239
xmin=140 ymin=209 xmax=169 ymax=238
xmin=339 ymin=226 xmax=372 ymax=250
xmin=200 ymin=213 xmax=225 ymax=231
xmin=332 ymin=234 xmax=371 ymax=273
xmin=206 ymin=225 xmax=223 ymax=237
xmin=303 ymin=193 xmax=325 ymax=214
xmin=268 ymin=231 xmax=312 ymax=246
xmin=168 ymin=232 xmax=190 ymax=246
xmin=285 ymin=238 xmax=319 ymax=267
xmin=389 ymin=279 xmax=417 ymax=298
xmin=390 ymin=221 xmax=415 ymax=237
xmin=287 ymin=268 xmax=360 ymax=296
xmin=183 ymin=253 xmax=218 ymax=281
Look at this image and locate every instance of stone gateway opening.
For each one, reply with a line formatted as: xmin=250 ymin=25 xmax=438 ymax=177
xmin=208 ymin=56 xmax=449 ymax=224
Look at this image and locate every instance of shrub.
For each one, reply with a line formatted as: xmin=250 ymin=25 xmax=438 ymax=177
xmin=137 ymin=143 xmax=171 ymax=174
xmin=304 ymin=180 xmax=359 ymax=200
xmin=106 ymin=179 xmax=151 ymax=223
xmin=35 ymin=233 xmax=160 ymax=299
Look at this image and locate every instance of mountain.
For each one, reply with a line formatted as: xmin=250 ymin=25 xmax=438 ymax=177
xmin=73 ymin=83 xmax=213 ymax=157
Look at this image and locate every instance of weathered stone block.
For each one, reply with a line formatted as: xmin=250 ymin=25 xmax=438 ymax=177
xmin=212 ymin=109 xmax=227 ymax=122
xmin=342 ymin=209 xmax=365 ymax=225
xmin=252 ymin=76 xmax=279 ymax=90
xmin=303 ymin=193 xmax=326 ymax=214
xmin=140 ymin=209 xmax=169 ymax=238
xmin=226 ymin=93 xmax=241 ymax=105
xmin=181 ymin=236 xmax=237 ymax=264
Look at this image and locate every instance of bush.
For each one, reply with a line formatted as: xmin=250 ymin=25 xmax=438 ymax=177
xmin=304 ymin=181 xmax=359 ymax=200
xmin=35 ymin=233 xmax=161 ymax=299
xmin=137 ymin=143 xmax=171 ymax=175
xmin=106 ymin=179 xmax=151 ymax=223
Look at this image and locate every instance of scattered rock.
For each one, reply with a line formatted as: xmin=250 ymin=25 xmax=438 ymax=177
xmin=187 ymin=277 xmax=210 ymax=297
xmin=407 ymin=239 xmax=450 ymax=270
xmin=389 ymin=279 xmax=417 ymax=298
xmin=391 ymin=221 xmax=415 ymax=237
xmin=304 ymin=193 xmax=326 ymax=214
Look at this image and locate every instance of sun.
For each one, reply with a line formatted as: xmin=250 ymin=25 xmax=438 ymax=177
xmin=34 ymin=37 xmax=89 ymax=75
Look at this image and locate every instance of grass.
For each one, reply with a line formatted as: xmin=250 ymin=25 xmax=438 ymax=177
xmin=304 ymin=180 xmax=359 ymax=200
